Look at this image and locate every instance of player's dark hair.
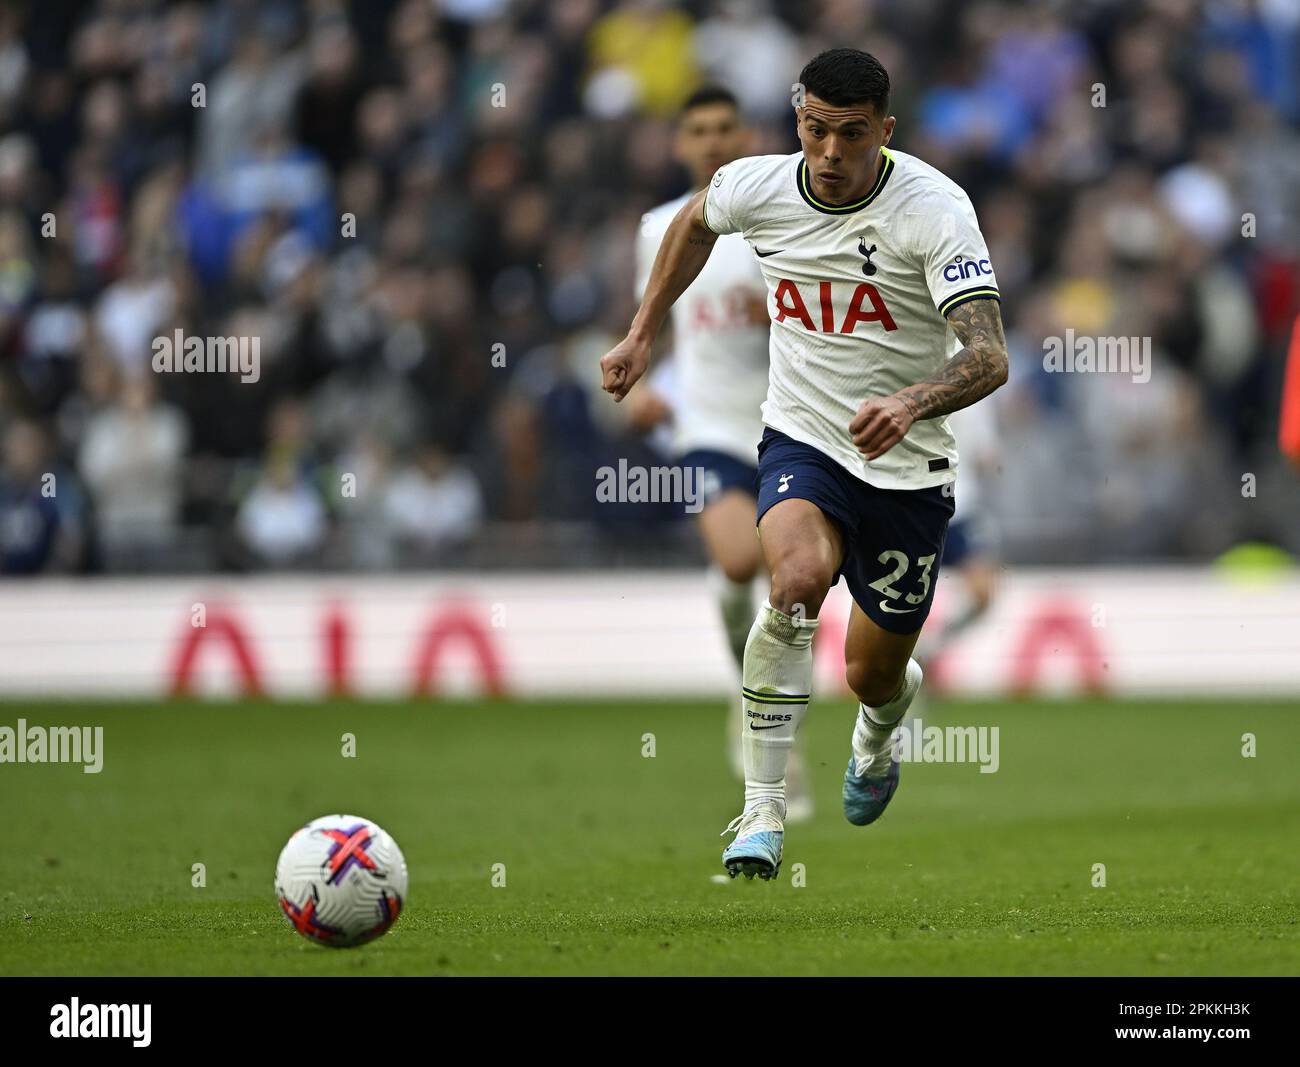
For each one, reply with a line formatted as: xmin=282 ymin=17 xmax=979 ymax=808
xmin=681 ymin=85 xmax=740 ymax=116
xmin=798 ymin=48 xmax=890 ymax=114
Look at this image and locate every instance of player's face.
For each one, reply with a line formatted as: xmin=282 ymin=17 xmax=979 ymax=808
xmin=795 ymin=93 xmax=895 ymax=205
xmin=675 ymin=102 xmax=749 ymax=189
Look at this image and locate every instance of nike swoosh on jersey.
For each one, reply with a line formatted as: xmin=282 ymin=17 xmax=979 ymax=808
xmin=749 ymin=722 xmax=786 ymax=730
xmin=754 ymin=248 xmax=784 ymax=258
xmin=879 ymin=600 xmax=921 ymax=614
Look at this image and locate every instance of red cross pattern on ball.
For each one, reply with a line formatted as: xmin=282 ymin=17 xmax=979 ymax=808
xmin=321 ymin=823 xmax=380 ymax=885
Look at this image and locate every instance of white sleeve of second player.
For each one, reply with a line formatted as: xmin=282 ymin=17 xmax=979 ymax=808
xmin=645 ymin=354 xmax=679 ymax=407
xmin=948 ymin=391 xmax=998 ymax=464
xmin=917 ymin=191 xmax=1001 ymax=320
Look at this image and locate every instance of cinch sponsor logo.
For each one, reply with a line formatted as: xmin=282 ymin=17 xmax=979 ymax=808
xmin=50 ymin=998 xmax=151 ymax=1047
xmin=0 ymin=718 xmax=103 ymax=773
xmin=772 ymin=279 xmax=897 ymax=333
xmin=595 ymin=459 xmax=705 ymax=514
xmin=942 ymin=254 xmax=993 ymax=283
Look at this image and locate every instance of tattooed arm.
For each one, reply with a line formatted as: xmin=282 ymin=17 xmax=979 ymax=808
xmin=898 ymin=299 xmax=1009 ymax=420
xmin=850 ymin=298 xmax=1009 ymax=459
xmin=601 ymin=189 xmax=717 ymax=402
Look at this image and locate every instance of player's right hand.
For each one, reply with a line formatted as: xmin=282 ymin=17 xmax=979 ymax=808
xmin=600 ymin=335 xmax=650 ymax=403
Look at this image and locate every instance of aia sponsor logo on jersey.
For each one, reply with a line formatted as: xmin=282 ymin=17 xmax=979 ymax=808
xmin=771 ymin=279 xmax=898 ymax=333
xmin=942 ymin=254 xmax=994 ymax=283
xmin=690 ymin=287 xmax=766 ymax=332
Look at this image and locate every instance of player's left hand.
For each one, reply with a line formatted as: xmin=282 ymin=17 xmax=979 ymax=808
xmin=849 ymin=395 xmax=914 ymax=460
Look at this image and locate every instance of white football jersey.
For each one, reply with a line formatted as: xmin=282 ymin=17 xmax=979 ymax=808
xmin=703 ymin=147 xmax=1001 ymax=490
xmin=636 ymin=193 xmax=769 ymax=464
xmin=945 ymin=395 xmax=998 ymax=520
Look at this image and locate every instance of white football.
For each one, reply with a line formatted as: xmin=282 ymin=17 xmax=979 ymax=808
xmin=275 ymin=814 xmax=408 ymax=948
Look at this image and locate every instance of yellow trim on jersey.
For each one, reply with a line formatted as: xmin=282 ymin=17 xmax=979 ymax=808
xmin=797 ymin=146 xmax=895 ymax=214
xmin=938 ymin=287 xmax=1001 ymax=318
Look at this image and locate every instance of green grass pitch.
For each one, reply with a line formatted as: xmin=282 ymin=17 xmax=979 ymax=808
xmin=1 ymin=696 xmax=1297 ymax=976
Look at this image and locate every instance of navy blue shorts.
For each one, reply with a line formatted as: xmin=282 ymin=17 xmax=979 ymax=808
xmin=755 ymin=428 xmax=955 ymax=634
xmin=680 ymin=448 xmax=759 ymax=508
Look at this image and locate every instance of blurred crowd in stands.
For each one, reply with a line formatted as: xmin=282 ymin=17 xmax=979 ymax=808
xmin=0 ymin=0 xmax=1297 ymax=573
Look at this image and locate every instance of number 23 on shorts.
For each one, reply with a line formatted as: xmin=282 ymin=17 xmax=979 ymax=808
xmin=868 ymin=550 xmax=935 ymax=615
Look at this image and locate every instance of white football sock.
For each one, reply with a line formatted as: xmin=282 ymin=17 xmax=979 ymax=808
xmin=741 ymin=600 xmax=819 ymax=814
xmin=711 ymin=567 xmax=756 ymax=674
xmin=711 ymin=569 xmax=757 ymax=778
xmin=852 ymin=658 xmax=923 ymax=778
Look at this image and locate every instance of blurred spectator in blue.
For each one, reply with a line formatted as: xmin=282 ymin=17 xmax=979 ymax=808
xmin=0 ymin=417 xmax=86 ymax=573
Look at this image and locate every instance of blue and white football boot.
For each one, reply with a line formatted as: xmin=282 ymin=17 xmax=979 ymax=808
xmin=842 ymin=659 xmax=922 ymax=826
xmin=720 ymin=800 xmax=784 ymax=880
xmin=842 ymin=754 xmax=900 ymax=826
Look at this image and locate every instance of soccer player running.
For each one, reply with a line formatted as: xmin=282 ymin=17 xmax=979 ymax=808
xmin=629 ymin=86 xmax=812 ymax=821
xmin=601 ymin=48 xmax=1008 ymax=880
